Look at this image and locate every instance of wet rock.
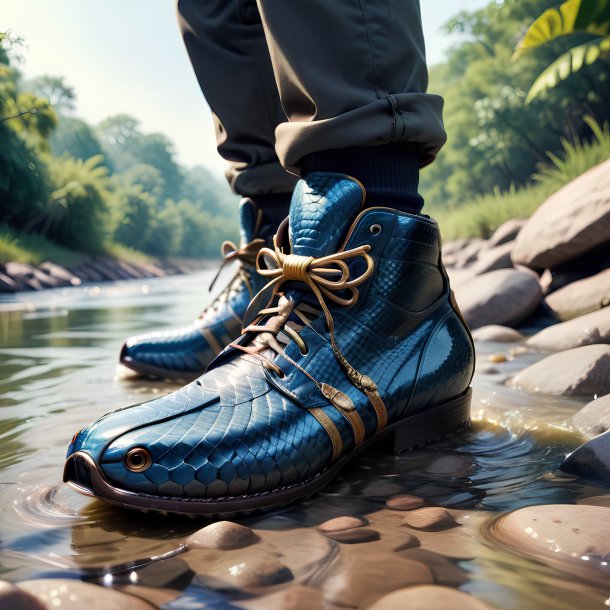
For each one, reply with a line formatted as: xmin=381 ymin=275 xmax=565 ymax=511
xmin=425 ymin=455 xmax=473 ymax=476
xmin=487 ymin=218 xmax=527 ymax=248
xmin=453 ymin=269 xmax=542 ymax=330
xmin=320 ymin=551 xmax=433 ymax=607
xmin=508 ymin=344 xmax=610 ymax=398
xmin=186 ymin=521 xmax=259 ymax=550
xmin=362 ymin=479 xmax=404 ymax=496
xmin=5 ymin=262 xmax=45 ymax=290
xmin=471 ymin=325 xmax=525 ymax=343
xmin=0 ymin=271 xmax=17 ymax=292
xmin=527 ymin=307 xmax=610 ymax=351
xmin=195 ymin=552 xmax=293 ymax=591
xmin=386 ymin=494 xmax=426 ymax=511
xmin=17 ymin=579 xmax=152 ymax=610
xmin=238 ymin=585 xmax=324 ymax=610
xmin=493 ymin=504 xmax=610 ymax=584
xmin=513 ymin=159 xmax=610 ymax=270
xmin=573 ymin=394 xmax=610 ymax=437
xmin=478 ymin=365 xmax=500 ymax=375
xmin=467 ymin=241 xmax=514 ymax=276
xmin=317 ymin=515 xmax=368 ymax=532
xmin=369 ymin=585 xmax=497 ymax=610
xmin=546 ymin=268 xmax=610 ymax=320
xmin=402 ymin=507 xmax=458 ymax=531
xmin=0 ymin=581 xmax=46 ymax=610
xmin=322 ymin=527 xmax=380 ymax=544
xmin=561 ymin=429 xmax=610 ymax=485
xmin=488 ymin=353 xmax=508 ymax=363
xmin=39 ymin=262 xmax=81 ymax=286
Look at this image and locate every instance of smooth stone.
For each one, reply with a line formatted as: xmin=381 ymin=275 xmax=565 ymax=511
xmin=386 ymin=495 xmax=427 ymax=511
xmin=453 ymin=269 xmax=542 ymax=329
xmin=487 ymin=218 xmax=527 ymax=248
xmin=561 ymin=428 xmax=610 ymax=484
xmin=320 ymin=551 xmax=433 ymax=607
xmin=186 ymin=521 xmax=259 ymax=550
xmin=17 ymin=580 xmax=152 ymax=610
xmin=425 ymin=455 xmax=473 ymax=476
xmin=362 ymin=479 xmax=404 ymax=496
xmin=368 ymin=585 xmax=497 ymax=610
xmin=402 ymin=508 xmax=458 ymax=531
xmin=237 ymin=585 xmax=324 ymax=610
xmin=471 ymin=325 xmax=525 ymax=343
xmin=196 ymin=553 xmax=293 ymax=591
xmin=322 ymin=527 xmax=380 ymax=544
xmin=493 ymin=504 xmax=610 ymax=584
xmin=453 ymin=238 xmax=486 ymax=268
xmin=508 ymin=344 xmax=610 ymax=398
xmin=0 ymin=581 xmax=46 ymax=610
xmin=39 ymin=261 xmax=81 ymax=286
xmin=513 ymin=159 xmax=610 ymax=269
xmin=317 ymin=515 xmax=368 ymax=532
xmin=467 ymin=241 xmax=514 ymax=276
xmin=478 ymin=365 xmax=500 ymax=375
xmin=488 ymin=353 xmax=508 ymax=363
xmin=509 ymin=346 xmax=529 ymax=357
xmin=573 ymin=394 xmax=610 ymax=437
xmin=546 ymin=268 xmax=610 ymax=320
xmin=0 ymin=271 xmax=17 ymax=292
xmin=527 ymin=307 xmax=610 ymax=351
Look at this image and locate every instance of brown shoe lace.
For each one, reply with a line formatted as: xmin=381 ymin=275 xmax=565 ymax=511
xmin=228 ymin=237 xmax=386 ymax=416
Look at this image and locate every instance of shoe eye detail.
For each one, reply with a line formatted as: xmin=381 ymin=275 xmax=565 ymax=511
xmin=124 ymin=447 xmax=152 ymax=472
xmin=369 ymin=224 xmax=382 ymax=235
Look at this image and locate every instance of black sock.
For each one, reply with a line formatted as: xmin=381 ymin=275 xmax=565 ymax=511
xmin=301 ymin=144 xmax=423 ymax=214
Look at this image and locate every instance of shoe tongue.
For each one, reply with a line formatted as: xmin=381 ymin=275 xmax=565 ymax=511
xmin=289 ymin=173 xmax=365 ymax=258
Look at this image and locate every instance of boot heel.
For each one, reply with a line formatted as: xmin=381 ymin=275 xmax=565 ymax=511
xmin=384 ymin=388 xmax=472 ymax=454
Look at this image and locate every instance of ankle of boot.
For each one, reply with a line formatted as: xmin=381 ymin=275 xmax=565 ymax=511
xmin=300 ymin=144 xmax=424 ymax=214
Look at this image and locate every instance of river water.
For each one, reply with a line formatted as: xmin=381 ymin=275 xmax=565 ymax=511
xmin=0 ymin=271 xmax=609 ymax=609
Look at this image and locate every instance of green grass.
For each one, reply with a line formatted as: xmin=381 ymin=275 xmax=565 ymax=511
xmin=431 ymin=118 xmax=610 ymax=240
xmin=0 ymin=227 xmax=82 ymax=266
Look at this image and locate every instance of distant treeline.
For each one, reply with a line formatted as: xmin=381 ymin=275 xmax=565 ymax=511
xmin=0 ymin=34 xmax=238 ymax=259
xmin=421 ymin=0 xmax=610 ymax=208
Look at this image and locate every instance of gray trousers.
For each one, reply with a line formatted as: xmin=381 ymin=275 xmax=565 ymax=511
xmin=176 ymin=0 xmax=446 ymax=197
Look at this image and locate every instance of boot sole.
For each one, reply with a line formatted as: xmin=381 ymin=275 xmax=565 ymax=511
xmin=64 ymin=388 xmax=471 ymax=517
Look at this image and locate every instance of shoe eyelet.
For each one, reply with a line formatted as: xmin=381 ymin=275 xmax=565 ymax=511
xmin=299 ymin=345 xmax=309 ymax=356
xmin=124 ymin=447 xmax=152 ymax=472
xmin=275 ymin=368 xmax=286 ymax=379
xmin=370 ymin=224 xmax=382 ymax=235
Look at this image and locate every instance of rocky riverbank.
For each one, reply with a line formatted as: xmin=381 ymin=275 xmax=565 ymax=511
xmin=444 ymin=158 xmax=610 ymax=487
xmin=0 ymin=256 xmax=212 ymax=292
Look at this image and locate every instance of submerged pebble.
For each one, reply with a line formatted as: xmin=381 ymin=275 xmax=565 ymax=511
xmin=368 ymin=585 xmax=497 ymax=610
xmin=0 ymin=581 xmax=46 ymax=610
xmin=317 ymin=515 xmax=368 ymax=532
xmin=386 ymin=494 xmax=427 ymax=511
xmin=402 ymin=508 xmax=458 ymax=531
xmin=186 ymin=520 xmax=259 ymax=550
xmin=17 ymin=580 xmax=152 ymax=610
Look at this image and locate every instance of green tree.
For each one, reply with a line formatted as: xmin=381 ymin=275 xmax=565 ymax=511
xmin=50 ymin=116 xmax=105 ymax=162
xmin=27 ymin=75 xmax=76 ymax=114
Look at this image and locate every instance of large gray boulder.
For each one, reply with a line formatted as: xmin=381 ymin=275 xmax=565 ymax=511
xmin=512 ymin=159 xmax=610 ymax=269
xmin=467 ymin=241 xmax=514 ymax=276
xmin=453 ymin=269 xmax=542 ymax=330
xmin=508 ymin=344 xmax=610 ymax=398
xmin=546 ymin=268 xmax=610 ymax=320
xmin=527 ymin=307 xmax=610 ymax=351
xmin=573 ymin=394 xmax=610 ymax=437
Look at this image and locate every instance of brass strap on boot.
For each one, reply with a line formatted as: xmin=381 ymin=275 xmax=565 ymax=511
xmin=229 ymin=239 xmax=389 ymax=453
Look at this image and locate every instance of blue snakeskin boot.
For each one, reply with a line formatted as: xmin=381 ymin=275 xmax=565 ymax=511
xmin=119 ymin=198 xmax=273 ymax=380
xmin=64 ymin=173 xmax=475 ymax=515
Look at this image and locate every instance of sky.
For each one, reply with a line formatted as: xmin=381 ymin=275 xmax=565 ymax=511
xmin=3 ymin=0 xmax=489 ymax=176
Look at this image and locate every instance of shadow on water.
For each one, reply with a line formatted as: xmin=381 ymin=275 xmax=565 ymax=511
xmin=1 ymin=272 xmax=609 ymax=609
